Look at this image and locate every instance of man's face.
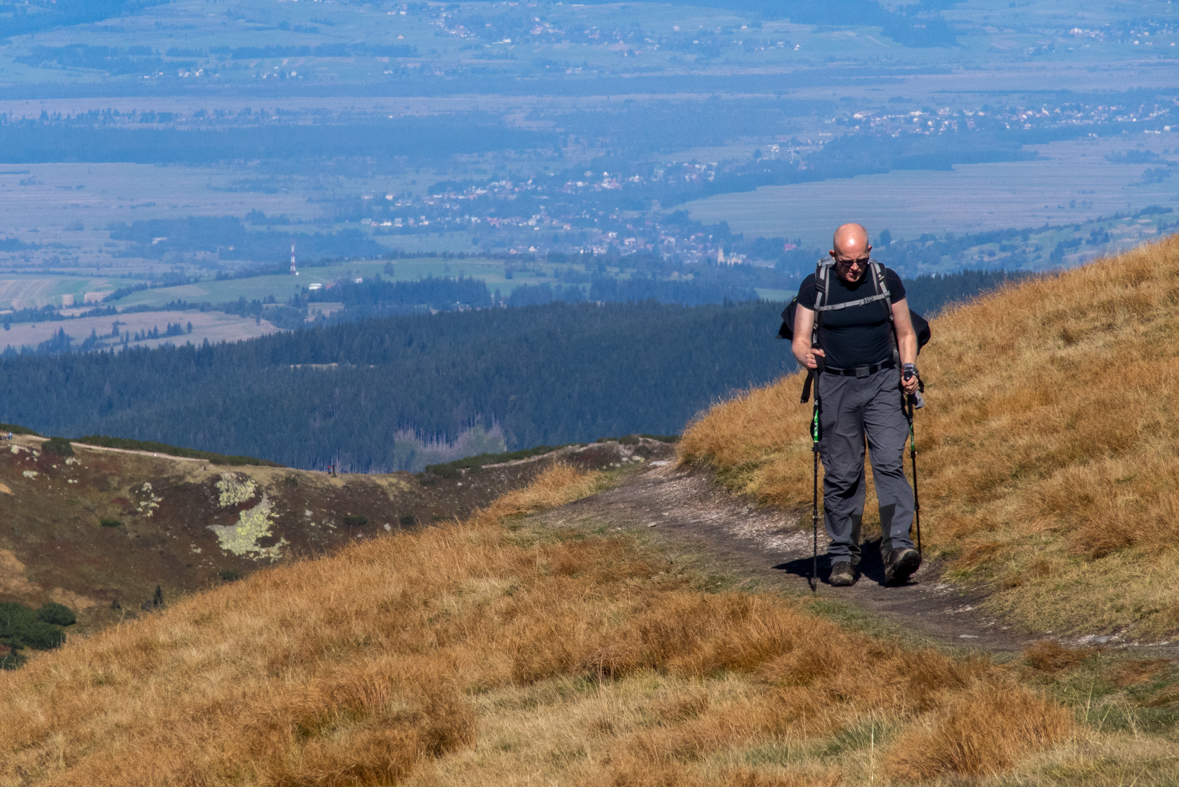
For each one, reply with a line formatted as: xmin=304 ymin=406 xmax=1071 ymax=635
xmin=832 ymin=250 xmax=871 ymax=283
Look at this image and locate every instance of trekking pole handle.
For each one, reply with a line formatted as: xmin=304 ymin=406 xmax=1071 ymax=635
xmin=902 ymin=364 xmax=924 ymax=409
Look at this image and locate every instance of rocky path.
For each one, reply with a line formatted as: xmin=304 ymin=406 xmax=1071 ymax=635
xmin=536 ymin=460 xmax=1042 ymax=654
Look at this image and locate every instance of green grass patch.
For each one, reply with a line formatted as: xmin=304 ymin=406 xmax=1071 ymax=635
xmin=1021 ymin=644 xmax=1179 ymax=738
xmin=74 ymin=435 xmax=281 ymax=467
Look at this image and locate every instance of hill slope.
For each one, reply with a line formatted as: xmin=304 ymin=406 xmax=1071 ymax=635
xmin=1 ymin=431 xmax=671 ymax=640
xmin=681 ymin=233 xmax=1179 ymax=638
xmin=0 ymin=464 xmax=1087 ymax=786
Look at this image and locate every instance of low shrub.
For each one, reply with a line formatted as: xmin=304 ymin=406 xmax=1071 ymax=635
xmin=43 ymin=436 xmax=73 ymax=456
xmin=0 ymin=603 xmax=71 ymax=652
xmin=100 ymin=517 xmax=123 ymax=528
xmin=0 ymin=422 xmax=40 ymax=437
xmin=343 ymin=515 xmax=368 ymax=527
xmin=0 ymin=649 xmax=26 ymax=670
xmin=399 ymin=514 xmax=417 ymax=527
xmin=218 ymin=570 xmax=243 ymax=583
xmin=37 ymin=602 xmax=76 ymax=627
xmin=74 ymin=435 xmax=281 ymax=467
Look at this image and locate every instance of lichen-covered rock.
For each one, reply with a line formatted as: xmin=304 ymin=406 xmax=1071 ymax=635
xmin=208 ymin=495 xmax=287 ymax=560
xmin=216 ymin=475 xmax=257 ymax=508
xmin=136 ymin=481 xmax=162 ymax=517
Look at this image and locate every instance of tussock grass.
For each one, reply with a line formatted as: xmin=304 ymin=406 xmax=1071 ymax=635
xmin=680 ymin=234 xmax=1179 ymax=637
xmin=0 ymin=463 xmax=1087 ymax=785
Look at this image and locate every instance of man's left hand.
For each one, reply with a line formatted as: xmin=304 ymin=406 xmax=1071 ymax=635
xmin=901 ymin=363 xmax=920 ymax=395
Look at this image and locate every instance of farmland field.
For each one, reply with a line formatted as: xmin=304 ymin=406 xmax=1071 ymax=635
xmin=1 ymin=309 xmax=279 ymax=353
xmin=108 ymin=257 xmax=577 ymax=310
xmin=0 ymin=275 xmax=123 ymax=310
xmin=675 ymin=136 xmax=1179 ymax=247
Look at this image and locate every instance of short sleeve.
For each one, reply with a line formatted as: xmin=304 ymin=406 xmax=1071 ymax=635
xmin=885 ymin=268 xmax=906 ymax=304
xmin=796 ymin=274 xmax=818 ymax=310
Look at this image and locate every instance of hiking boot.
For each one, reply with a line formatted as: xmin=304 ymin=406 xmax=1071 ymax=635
xmin=829 ymin=561 xmax=856 ymax=587
xmin=885 ymin=548 xmax=922 ymax=586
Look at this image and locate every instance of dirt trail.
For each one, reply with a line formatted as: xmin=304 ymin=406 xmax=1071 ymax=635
xmin=537 ymin=461 xmax=1137 ymax=655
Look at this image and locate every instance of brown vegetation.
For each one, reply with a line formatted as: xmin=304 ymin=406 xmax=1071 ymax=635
xmin=680 ymin=234 xmax=1179 ymax=636
xmin=1023 ymin=640 xmax=1098 ymax=674
xmin=0 ymin=464 xmax=1080 ymax=785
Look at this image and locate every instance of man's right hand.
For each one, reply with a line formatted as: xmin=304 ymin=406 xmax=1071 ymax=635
xmin=803 ymin=347 xmax=825 ymax=370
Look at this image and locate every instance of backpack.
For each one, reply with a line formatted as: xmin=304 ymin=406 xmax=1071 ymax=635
xmin=778 ymin=259 xmax=930 ymax=402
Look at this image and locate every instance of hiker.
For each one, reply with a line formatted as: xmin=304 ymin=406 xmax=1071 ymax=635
xmin=790 ymin=223 xmax=922 ymax=587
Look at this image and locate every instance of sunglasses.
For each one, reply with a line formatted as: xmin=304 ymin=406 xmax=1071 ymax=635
xmin=835 ymin=256 xmax=870 ymax=268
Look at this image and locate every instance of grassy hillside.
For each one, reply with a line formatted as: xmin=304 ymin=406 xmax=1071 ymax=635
xmin=1 ymin=431 xmax=669 ymax=644
xmin=681 ymin=233 xmax=1179 ymax=638
xmin=0 ymin=464 xmax=1091 ymax=786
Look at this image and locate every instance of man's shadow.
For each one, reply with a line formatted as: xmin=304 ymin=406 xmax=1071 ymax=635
xmin=773 ymin=537 xmax=894 ymax=586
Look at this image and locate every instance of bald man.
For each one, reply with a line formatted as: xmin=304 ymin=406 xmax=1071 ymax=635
xmin=791 ymin=224 xmax=922 ymax=587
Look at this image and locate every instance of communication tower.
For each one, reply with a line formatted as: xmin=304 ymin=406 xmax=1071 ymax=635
xmin=290 ymin=242 xmax=298 ymax=275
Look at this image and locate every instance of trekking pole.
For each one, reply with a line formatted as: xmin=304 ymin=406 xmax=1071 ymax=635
xmin=810 ymin=389 xmax=820 ymax=593
xmin=906 ymin=394 xmax=922 ymax=558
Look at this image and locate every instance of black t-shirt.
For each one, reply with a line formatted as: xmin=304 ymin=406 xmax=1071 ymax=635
xmin=795 ymin=265 xmax=906 ymax=370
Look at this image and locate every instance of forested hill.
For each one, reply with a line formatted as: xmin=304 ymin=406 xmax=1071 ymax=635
xmin=0 ymin=301 xmax=789 ymax=471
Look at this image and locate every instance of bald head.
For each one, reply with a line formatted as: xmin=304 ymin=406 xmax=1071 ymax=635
xmin=829 ymin=223 xmax=872 ymax=282
xmin=831 ymin=223 xmax=870 ymax=259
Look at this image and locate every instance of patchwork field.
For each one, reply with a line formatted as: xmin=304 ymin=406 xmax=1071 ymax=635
xmin=107 ymin=256 xmax=564 ymax=310
xmin=676 ymin=137 xmax=1179 ymax=246
xmin=0 ymin=275 xmax=125 ymax=310
xmin=1 ymin=309 xmax=280 ymax=353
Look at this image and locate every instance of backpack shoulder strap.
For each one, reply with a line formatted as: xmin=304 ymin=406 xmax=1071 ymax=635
xmin=813 ymin=260 xmax=831 ymax=307
xmin=813 ymin=259 xmax=891 ymax=314
xmin=872 ymin=261 xmax=905 ymax=365
xmin=810 ymin=259 xmax=832 ymax=345
xmin=869 ymin=260 xmax=890 ymax=302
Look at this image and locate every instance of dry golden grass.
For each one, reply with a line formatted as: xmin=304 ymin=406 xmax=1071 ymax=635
xmin=680 ymin=233 xmax=1179 ymax=636
xmin=1023 ymin=641 xmax=1098 ymax=674
xmin=0 ymin=463 xmax=1092 ymax=786
xmin=885 ymin=683 xmax=1073 ymax=780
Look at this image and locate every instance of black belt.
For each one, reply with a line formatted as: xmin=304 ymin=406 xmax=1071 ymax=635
xmin=824 ymin=360 xmax=895 ymax=378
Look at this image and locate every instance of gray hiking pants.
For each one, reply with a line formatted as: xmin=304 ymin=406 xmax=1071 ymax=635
xmin=817 ymin=366 xmax=915 ymax=566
